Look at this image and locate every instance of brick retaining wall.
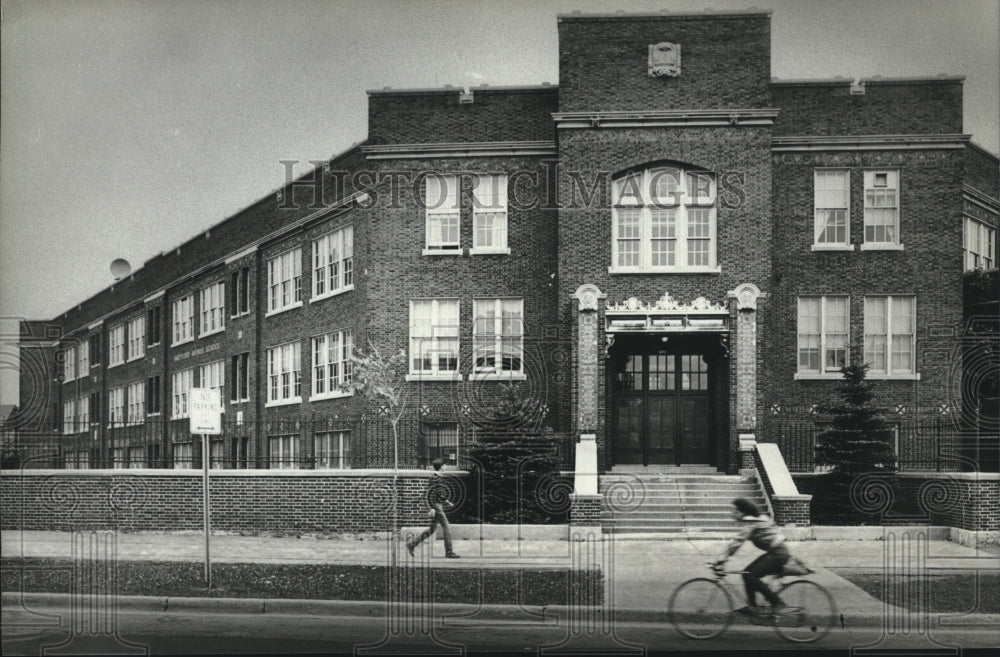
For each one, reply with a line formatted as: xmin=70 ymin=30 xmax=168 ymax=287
xmin=0 ymin=470 xmax=452 ymax=534
xmin=792 ymin=472 xmax=1000 ymax=531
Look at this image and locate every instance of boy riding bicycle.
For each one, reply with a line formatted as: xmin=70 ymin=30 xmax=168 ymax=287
xmin=713 ymin=497 xmax=803 ymax=616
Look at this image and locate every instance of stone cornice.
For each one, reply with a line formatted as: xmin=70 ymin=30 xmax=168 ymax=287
xmin=362 ymin=141 xmax=558 ymax=160
xmin=553 ymin=109 xmax=779 ymax=129
xmin=963 ymin=185 xmax=1000 ymax=213
xmin=772 ymin=134 xmax=971 ymax=151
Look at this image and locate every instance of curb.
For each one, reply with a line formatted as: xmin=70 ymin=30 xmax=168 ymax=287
xmin=7 ymin=592 xmax=995 ymax=629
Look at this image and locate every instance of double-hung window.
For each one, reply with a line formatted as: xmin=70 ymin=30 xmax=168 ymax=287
xmin=424 ymin=175 xmax=460 ymax=253
xmin=864 ymin=296 xmax=917 ymax=378
xmin=63 ymin=345 xmax=77 ymax=381
xmin=77 ymin=396 xmax=89 ymax=431
xmin=267 ymin=249 xmax=302 ymax=314
xmin=473 ymin=298 xmax=524 ymax=378
xmin=314 ymin=431 xmax=351 ymax=469
xmin=814 ymin=170 xmax=850 ymax=248
xmin=172 ymin=296 xmax=193 ymax=344
xmin=127 ymin=382 xmax=144 ymax=425
xmin=964 ymin=217 xmax=997 ymax=271
xmin=796 ymin=296 xmax=849 ymax=377
xmin=63 ymin=400 xmax=75 ymax=434
xmin=472 ymin=174 xmax=508 ymax=253
xmin=198 ymin=360 xmax=225 ymax=412
xmin=199 ymin=282 xmax=225 ymax=336
xmin=267 ymin=342 xmax=301 ymax=404
xmin=409 ymin=299 xmax=459 ymax=378
xmin=171 ymin=368 xmax=193 ymax=419
xmin=313 ymin=225 xmax=354 ymax=299
xmin=127 ymin=316 xmax=145 ymax=361
xmin=863 ymin=170 xmax=901 ymax=248
xmin=108 ymin=325 xmax=125 ymax=366
xmin=422 ymin=422 xmax=459 ymax=465
xmin=269 ymin=435 xmax=298 ymax=470
xmin=78 ymin=340 xmax=89 ymax=372
xmin=312 ymin=330 xmax=352 ymax=398
xmin=108 ymin=386 xmax=125 ymax=426
xmin=610 ymin=167 xmax=718 ymax=272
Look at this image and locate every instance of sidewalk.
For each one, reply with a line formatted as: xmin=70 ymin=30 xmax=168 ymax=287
xmin=3 ymin=529 xmax=998 ymax=626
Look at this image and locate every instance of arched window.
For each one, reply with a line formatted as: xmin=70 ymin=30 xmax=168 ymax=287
xmin=610 ymin=166 xmax=718 ymax=273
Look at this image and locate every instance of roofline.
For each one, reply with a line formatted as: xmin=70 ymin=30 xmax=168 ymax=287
xmin=50 ymin=141 xmax=368 ymax=324
xmin=557 ymin=9 xmax=771 ymax=20
xmin=367 ymin=84 xmax=557 ymax=96
xmin=968 ymin=140 xmax=1000 ymax=162
xmin=771 ymin=75 xmax=964 ymax=86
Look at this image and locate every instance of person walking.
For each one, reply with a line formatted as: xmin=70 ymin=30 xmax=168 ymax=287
xmin=406 ymin=458 xmax=459 ymax=558
xmin=713 ymin=497 xmax=796 ymax=615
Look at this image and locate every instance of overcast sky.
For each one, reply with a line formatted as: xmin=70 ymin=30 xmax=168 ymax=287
xmin=1 ymin=0 xmax=998 ymax=402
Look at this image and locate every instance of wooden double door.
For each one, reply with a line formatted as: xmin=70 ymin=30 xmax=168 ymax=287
xmin=611 ymin=339 xmax=720 ymax=466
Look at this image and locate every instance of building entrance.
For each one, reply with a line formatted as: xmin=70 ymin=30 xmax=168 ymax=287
xmin=610 ymin=335 xmax=722 ymax=466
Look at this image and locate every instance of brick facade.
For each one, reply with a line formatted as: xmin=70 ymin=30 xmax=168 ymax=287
xmin=12 ymin=11 xmax=998 ymax=500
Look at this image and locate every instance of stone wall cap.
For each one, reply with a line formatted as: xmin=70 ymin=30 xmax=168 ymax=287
xmin=0 ymin=468 xmax=454 ymax=478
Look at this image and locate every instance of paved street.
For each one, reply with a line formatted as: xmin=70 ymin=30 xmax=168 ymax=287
xmin=3 ymin=605 xmax=999 ymax=655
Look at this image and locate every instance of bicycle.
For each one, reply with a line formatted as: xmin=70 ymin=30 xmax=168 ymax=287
xmin=667 ymin=562 xmax=838 ymax=643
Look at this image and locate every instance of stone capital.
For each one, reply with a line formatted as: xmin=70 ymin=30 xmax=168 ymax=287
xmin=572 ymin=284 xmax=604 ymax=312
xmin=727 ymin=282 xmax=765 ymax=312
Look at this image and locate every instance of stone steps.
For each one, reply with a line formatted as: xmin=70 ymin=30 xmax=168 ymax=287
xmin=599 ymin=472 xmax=768 ymax=536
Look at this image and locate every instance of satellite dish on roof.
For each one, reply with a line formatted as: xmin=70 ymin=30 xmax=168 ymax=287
xmin=110 ymin=258 xmax=132 ymax=280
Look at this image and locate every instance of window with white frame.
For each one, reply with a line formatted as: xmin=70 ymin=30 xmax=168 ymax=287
xmin=473 ymin=174 xmax=508 ymax=252
xmin=78 ymin=450 xmax=90 ymax=469
xmin=127 ymin=382 xmax=144 ymax=425
xmin=863 ymin=170 xmax=900 ymax=246
xmin=267 ymin=249 xmax=302 ymax=313
xmin=172 ymin=296 xmax=193 ymax=344
xmin=199 ymin=282 xmax=225 ymax=336
xmin=964 ymin=217 xmax=997 ymax=271
xmin=313 ymin=225 xmax=354 ymax=299
xmin=127 ymin=446 xmax=145 ymax=470
xmin=127 ymin=316 xmax=145 ymax=361
xmin=173 ymin=442 xmax=194 ymax=469
xmin=79 ymin=340 xmax=89 ymax=372
xmin=312 ymin=330 xmax=352 ymax=397
xmin=63 ymin=345 xmax=77 ymax=381
xmin=424 ymin=175 xmax=460 ymax=252
xmin=267 ymin=342 xmax=301 ymax=404
xmin=77 ymin=396 xmax=89 ymax=430
xmin=422 ymin=422 xmax=459 ymax=465
xmin=269 ymin=435 xmax=298 ymax=470
xmin=147 ymin=306 xmax=161 ymax=346
xmin=108 ymin=325 xmax=125 ymax=366
xmin=864 ymin=296 xmax=916 ymax=377
xmin=611 ymin=167 xmax=717 ymax=271
xmin=198 ymin=360 xmax=225 ymax=412
xmin=113 ymin=446 xmax=125 ymax=468
xmin=797 ymin=296 xmax=849 ymax=375
xmin=210 ymin=440 xmax=226 ymax=469
xmin=314 ymin=431 xmax=351 ymax=469
xmin=171 ymin=368 xmax=193 ymax=418
xmin=409 ymin=299 xmax=459 ymax=376
xmin=814 ymin=170 xmax=850 ymax=247
xmin=109 ymin=386 xmax=125 ymax=426
xmin=63 ymin=399 xmax=75 ymax=434
xmin=473 ymin=298 xmax=524 ymax=376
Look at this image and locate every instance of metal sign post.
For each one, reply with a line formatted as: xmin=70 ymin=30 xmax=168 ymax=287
xmin=190 ymin=388 xmax=222 ymax=589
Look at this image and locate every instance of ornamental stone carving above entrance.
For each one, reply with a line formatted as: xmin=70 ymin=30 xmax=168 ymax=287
xmin=606 ymin=293 xmax=727 ymax=313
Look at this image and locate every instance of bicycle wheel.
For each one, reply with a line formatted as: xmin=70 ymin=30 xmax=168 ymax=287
xmin=668 ymin=578 xmax=735 ymax=640
xmin=772 ymin=579 xmax=837 ymax=643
